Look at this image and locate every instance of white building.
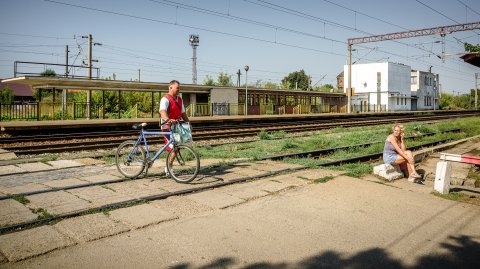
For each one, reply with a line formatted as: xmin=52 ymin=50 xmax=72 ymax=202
xmin=343 ymin=62 xmax=411 ymax=112
xmin=410 ymin=70 xmax=440 ymax=110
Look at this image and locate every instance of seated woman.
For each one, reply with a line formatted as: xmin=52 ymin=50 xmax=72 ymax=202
xmin=383 ymin=124 xmax=421 ymax=182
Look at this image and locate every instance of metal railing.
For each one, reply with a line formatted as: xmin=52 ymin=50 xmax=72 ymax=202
xmin=0 ymin=103 xmax=39 ymax=121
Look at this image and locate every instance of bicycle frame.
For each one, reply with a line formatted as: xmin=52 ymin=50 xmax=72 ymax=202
xmin=133 ymin=128 xmax=175 ymax=162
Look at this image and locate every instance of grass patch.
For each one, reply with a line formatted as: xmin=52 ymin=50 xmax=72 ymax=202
xmin=32 ymin=208 xmax=54 ymax=219
xmin=433 ymin=191 xmax=480 ymax=206
xmin=324 ymin=163 xmax=373 ymax=178
xmin=313 ymin=175 xmax=335 ymax=184
xmin=40 ymin=155 xmax=58 ymax=163
xmin=12 ymin=195 xmax=30 ymax=205
xmin=258 ymin=129 xmax=270 ymax=140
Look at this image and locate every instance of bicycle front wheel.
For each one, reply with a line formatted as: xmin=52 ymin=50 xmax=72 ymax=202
xmin=116 ymin=140 xmax=146 ymax=178
xmin=166 ymin=144 xmax=200 ymax=183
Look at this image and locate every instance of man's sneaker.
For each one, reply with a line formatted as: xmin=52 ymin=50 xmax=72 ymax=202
xmin=165 ymin=167 xmax=170 ymax=176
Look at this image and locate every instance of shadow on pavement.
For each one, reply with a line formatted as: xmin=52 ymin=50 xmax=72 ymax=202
xmin=170 ymin=235 xmax=480 ymax=269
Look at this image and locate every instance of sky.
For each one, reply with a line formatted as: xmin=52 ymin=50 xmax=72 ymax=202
xmin=1 ymin=0 xmax=479 ymax=94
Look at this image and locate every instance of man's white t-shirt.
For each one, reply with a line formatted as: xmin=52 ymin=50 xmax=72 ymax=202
xmin=159 ymin=95 xmax=185 ymax=125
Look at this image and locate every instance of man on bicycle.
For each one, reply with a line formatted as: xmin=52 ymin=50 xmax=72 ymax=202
xmin=159 ymin=80 xmax=190 ymax=175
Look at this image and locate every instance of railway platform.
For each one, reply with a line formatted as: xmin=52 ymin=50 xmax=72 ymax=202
xmin=1 ymin=110 xmax=473 ymax=135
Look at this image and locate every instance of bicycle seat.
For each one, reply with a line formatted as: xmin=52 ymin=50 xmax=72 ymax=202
xmin=132 ymin=122 xmax=148 ymax=129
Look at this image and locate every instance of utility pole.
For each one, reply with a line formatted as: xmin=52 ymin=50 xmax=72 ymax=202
xmin=237 ymin=69 xmax=242 ymax=87
xmin=189 ymin=35 xmax=199 ymax=84
xmin=347 ymin=44 xmax=352 ymax=113
xmin=476 ymin=73 xmax=479 ymax=110
xmin=138 ymin=69 xmax=141 ymax=82
xmin=82 ymin=34 xmax=101 ymax=119
xmin=63 ymin=45 xmax=69 ymax=120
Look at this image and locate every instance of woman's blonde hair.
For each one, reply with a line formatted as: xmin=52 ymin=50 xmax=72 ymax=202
xmin=392 ymin=124 xmax=404 ymax=132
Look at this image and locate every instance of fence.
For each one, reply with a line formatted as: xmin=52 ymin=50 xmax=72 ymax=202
xmin=0 ymin=103 xmax=39 ymax=121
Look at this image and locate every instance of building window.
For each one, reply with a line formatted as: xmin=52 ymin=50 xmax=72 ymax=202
xmin=397 ymin=97 xmax=399 ymax=105
xmin=411 ymin=76 xmax=417 ymax=84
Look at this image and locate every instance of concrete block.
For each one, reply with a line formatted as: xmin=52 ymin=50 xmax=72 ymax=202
xmin=108 ymin=203 xmax=176 ymax=228
xmin=373 ymin=164 xmax=404 ymax=181
xmin=0 ymin=165 xmax=26 ymax=176
xmin=47 ymin=160 xmax=85 ymax=169
xmin=450 ymin=178 xmax=464 ymax=186
xmin=0 ymin=149 xmax=16 ymax=161
xmin=464 ymin=179 xmax=477 ymax=188
xmin=0 ymin=225 xmax=75 ymax=262
xmin=54 ymin=213 xmax=130 ymax=243
xmin=67 ymin=186 xmax=132 ymax=208
xmin=434 ymin=161 xmax=451 ymax=194
xmin=0 ymin=199 xmax=38 ymax=227
xmin=27 ymin=191 xmax=92 ymax=215
xmin=188 ymin=189 xmax=245 ymax=209
xmin=16 ymin=162 xmax=53 ymax=172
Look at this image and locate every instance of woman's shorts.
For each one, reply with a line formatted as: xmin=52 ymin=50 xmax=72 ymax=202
xmin=383 ymin=152 xmax=398 ymax=165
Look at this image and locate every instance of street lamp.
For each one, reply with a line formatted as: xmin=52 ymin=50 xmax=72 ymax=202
xmin=244 ymin=65 xmax=249 ymax=116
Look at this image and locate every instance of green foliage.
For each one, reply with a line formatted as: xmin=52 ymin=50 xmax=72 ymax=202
xmin=217 ymin=72 xmax=233 ymax=86
xmin=281 ymin=139 xmax=297 ymax=150
xmin=282 ymin=69 xmax=310 ymax=91
xmin=41 ymin=69 xmax=57 ymax=77
xmin=203 ymin=75 xmax=214 ymax=86
xmin=464 ymin=42 xmax=480 ymax=52
xmin=12 ymin=195 xmax=30 ymax=205
xmin=313 ymin=175 xmax=335 ymax=184
xmin=264 ymin=82 xmax=279 ymax=89
xmin=325 ymin=163 xmax=373 ymax=178
xmin=440 ymin=92 xmax=474 ymax=110
xmin=0 ymin=87 xmax=14 ymax=103
xmin=258 ymin=129 xmax=270 ymax=140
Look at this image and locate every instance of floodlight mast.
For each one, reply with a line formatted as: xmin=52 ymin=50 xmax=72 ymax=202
xmin=189 ymin=34 xmax=199 ymax=84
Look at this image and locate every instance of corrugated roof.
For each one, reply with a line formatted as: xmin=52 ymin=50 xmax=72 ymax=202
xmin=0 ymin=80 xmax=33 ymax=96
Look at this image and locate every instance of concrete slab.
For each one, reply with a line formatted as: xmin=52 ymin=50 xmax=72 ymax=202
xmin=16 ymin=162 xmax=53 ymax=172
xmin=42 ymin=178 xmax=87 ymax=188
xmin=221 ymin=165 xmax=269 ymax=177
xmin=108 ymin=203 xmax=176 ymax=228
xmin=68 ymin=186 xmax=132 ymax=208
xmin=249 ymin=178 xmax=292 ymax=193
xmin=0 ymin=165 xmax=25 ymax=176
xmin=248 ymin=160 xmax=305 ymax=172
xmin=0 ymin=199 xmax=38 ymax=227
xmin=54 ymin=213 xmax=130 ymax=243
xmin=81 ymin=173 xmax=122 ymax=183
xmin=0 ymin=149 xmax=16 ymax=161
xmin=203 ymin=169 xmax=247 ymax=182
xmin=150 ymin=195 xmax=213 ymax=218
xmin=269 ymin=174 xmax=309 ymax=187
xmin=0 ymin=251 xmax=6 ymax=263
xmin=47 ymin=160 xmax=85 ymax=169
xmin=108 ymin=180 xmax=167 ymax=199
xmin=0 ymin=183 xmax=51 ymax=195
xmin=288 ymin=168 xmax=342 ymax=181
xmin=74 ymin=158 xmax=106 ymax=166
xmin=221 ymin=183 xmax=270 ymax=201
xmin=27 ymin=191 xmax=92 ymax=215
xmin=187 ymin=189 xmax=245 ymax=209
xmin=0 ymin=225 xmax=75 ymax=262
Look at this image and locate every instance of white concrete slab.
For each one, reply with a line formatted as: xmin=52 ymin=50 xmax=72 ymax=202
xmin=16 ymin=162 xmax=53 ymax=172
xmin=0 ymin=225 xmax=75 ymax=262
xmin=27 ymin=191 xmax=92 ymax=215
xmin=108 ymin=203 xmax=176 ymax=228
xmin=188 ymin=189 xmax=245 ymax=209
xmin=54 ymin=213 xmax=130 ymax=243
xmin=68 ymin=186 xmax=132 ymax=207
xmin=0 ymin=183 xmax=51 ymax=195
xmin=47 ymin=160 xmax=85 ymax=169
xmin=0 ymin=199 xmax=38 ymax=227
xmin=0 ymin=165 xmax=25 ymax=176
xmin=81 ymin=173 xmax=122 ymax=183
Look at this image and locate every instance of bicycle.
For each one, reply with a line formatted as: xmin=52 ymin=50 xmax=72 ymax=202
xmin=115 ymin=122 xmax=200 ymax=183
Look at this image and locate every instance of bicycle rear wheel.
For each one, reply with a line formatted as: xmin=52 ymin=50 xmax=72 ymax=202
xmin=166 ymin=144 xmax=200 ymax=183
xmin=116 ymin=140 xmax=146 ymax=178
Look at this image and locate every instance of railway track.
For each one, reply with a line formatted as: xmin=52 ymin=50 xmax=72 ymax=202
xmin=1 ymin=112 xmax=479 ymax=155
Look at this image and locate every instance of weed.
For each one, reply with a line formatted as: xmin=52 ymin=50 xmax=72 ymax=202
xmin=258 ymin=129 xmax=270 ymax=140
xmin=41 ymin=155 xmax=58 ymax=162
xmin=281 ymin=140 xmax=297 ymax=150
xmin=12 ymin=195 xmax=30 ymax=205
xmin=32 ymin=208 xmax=54 ymax=219
xmin=313 ymin=175 xmax=335 ymax=183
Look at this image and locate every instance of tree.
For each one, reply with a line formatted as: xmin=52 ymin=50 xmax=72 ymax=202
xmin=464 ymin=42 xmax=480 ymax=52
xmin=203 ymin=75 xmax=214 ymax=86
xmin=0 ymin=87 xmax=13 ymax=103
xmin=264 ymin=82 xmax=279 ymax=89
xmin=282 ymin=70 xmax=310 ymax=90
xmin=40 ymin=69 xmax=57 ymax=77
xmin=217 ymin=72 xmax=233 ymax=86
